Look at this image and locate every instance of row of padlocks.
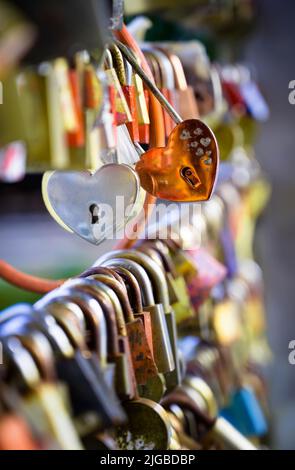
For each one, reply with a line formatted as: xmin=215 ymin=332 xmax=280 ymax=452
xmin=0 ymin=0 xmax=271 ymax=450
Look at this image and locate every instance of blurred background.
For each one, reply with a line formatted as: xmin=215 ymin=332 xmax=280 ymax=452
xmin=0 ymin=0 xmax=294 ymax=449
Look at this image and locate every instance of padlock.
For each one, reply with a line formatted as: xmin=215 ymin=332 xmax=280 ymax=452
xmin=111 ymin=44 xmax=139 ymax=142
xmin=96 ymin=250 xmax=180 ymax=391
xmin=115 ymin=398 xmax=173 ymax=450
xmin=131 ymin=250 xmax=182 ymax=391
xmin=80 ymin=265 xmax=123 ymax=283
xmin=187 ymin=342 xmax=228 ymax=408
xmin=143 ymin=47 xmax=175 ymax=138
xmin=66 ymin=281 xmax=135 ymax=401
xmin=1 ymin=334 xmax=83 ymax=450
xmin=0 ymin=72 xmax=26 ymax=152
xmin=98 ymin=255 xmax=174 ymax=377
xmin=36 ymin=299 xmax=87 ymax=346
xmin=84 ymin=63 xmax=102 ymax=111
xmin=168 ymin=404 xmax=201 ymax=450
xmin=37 ymin=289 xmax=109 ymax=368
xmin=161 ymin=390 xmax=214 ymax=444
xmin=92 ymin=70 xmax=117 ymax=165
xmin=53 ymin=59 xmax=78 ymax=135
xmin=136 ymin=242 xmax=179 ymax=305
xmin=100 ymin=258 xmax=167 ymax=402
xmin=182 ymin=408 xmax=200 ymax=444
xmin=161 ymin=386 xmax=257 ymax=450
xmin=220 ymin=386 xmax=268 ymax=437
xmin=183 ymin=376 xmax=218 ymax=420
xmin=163 ymin=49 xmax=199 ymax=120
xmin=63 ymin=278 xmax=138 ymax=401
xmin=141 ymin=240 xmax=195 ymax=323
xmin=67 ymin=67 xmax=85 ymax=149
xmin=132 ymin=71 xmax=150 ymax=144
xmin=163 ymin=238 xmax=198 ymax=280
xmin=27 ymin=311 xmax=125 ymax=433
xmin=135 ymin=119 xmax=219 ymax=202
xmin=104 ymin=49 xmax=132 ymax=126
xmin=82 ymin=265 xmax=154 ymax=361
xmin=42 ymin=163 xmax=143 ymax=245
xmin=107 ymin=265 xmax=154 ymax=358
xmin=17 ymin=70 xmax=50 ymax=171
xmin=80 ymin=272 xmax=157 ymax=386
xmin=15 ymin=328 xmax=57 ymax=384
xmin=45 ymin=62 xmax=70 ymax=169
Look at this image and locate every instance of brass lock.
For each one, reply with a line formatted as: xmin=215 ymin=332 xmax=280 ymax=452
xmin=142 ymin=240 xmax=195 ymax=324
xmin=44 ymin=290 xmax=114 ymax=389
xmin=107 ymin=265 xmax=154 ymax=357
xmin=63 ymin=278 xmax=137 ymax=401
xmin=100 ymin=258 xmax=167 ymax=402
xmin=98 ymin=254 xmax=174 ymax=377
xmin=97 ymin=250 xmax=180 ymax=392
xmin=84 ymin=273 xmax=157 ymax=386
xmin=102 ymin=260 xmax=167 ymax=402
xmin=115 ymin=398 xmax=173 ymax=450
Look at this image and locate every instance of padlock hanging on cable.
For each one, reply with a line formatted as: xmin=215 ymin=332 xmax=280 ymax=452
xmin=113 ymin=40 xmax=220 ymax=203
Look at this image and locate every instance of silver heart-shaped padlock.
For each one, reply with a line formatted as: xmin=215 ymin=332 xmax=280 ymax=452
xmin=42 ymin=163 xmax=145 ymax=245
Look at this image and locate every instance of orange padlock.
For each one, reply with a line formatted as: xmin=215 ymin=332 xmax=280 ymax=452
xmin=136 ymin=119 xmax=219 ymax=202
xmin=0 ymin=414 xmax=39 ymax=450
xmin=67 ymin=68 xmax=85 ymax=148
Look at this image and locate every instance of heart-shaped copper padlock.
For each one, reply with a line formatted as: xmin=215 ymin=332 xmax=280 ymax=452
xmin=42 ymin=163 xmax=145 ymax=245
xmin=135 ymin=119 xmax=219 ymax=202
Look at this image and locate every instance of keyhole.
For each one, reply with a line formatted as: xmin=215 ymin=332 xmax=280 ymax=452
xmin=180 ymin=166 xmax=200 ymax=189
xmin=89 ymin=204 xmax=100 ymax=224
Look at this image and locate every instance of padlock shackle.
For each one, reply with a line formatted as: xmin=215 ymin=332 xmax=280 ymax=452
xmin=110 ymin=266 xmax=143 ymax=313
xmin=99 ymin=258 xmax=155 ymax=306
xmin=37 ymin=295 xmax=86 ymax=334
xmin=16 ymin=329 xmax=57 ymax=383
xmin=1 ymin=336 xmax=41 ymax=390
xmin=41 ymin=302 xmax=87 ymax=353
xmin=115 ymin=39 xmax=182 ymax=125
xmin=60 ymin=283 xmax=120 ymax=358
xmin=89 ymin=274 xmax=134 ymax=324
xmin=63 ymin=278 xmax=127 ymax=337
xmin=99 ymin=250 xmax=171 ymax=310
xmin=148 ymin=240 xmax=178 ymax=278
xmin=56 ymin=282 xmax=110 ymax=362
xmin=33 ymin=312 xmax=75 ymax=359
xmin=136 ymin=245 xmax=164 ymax=270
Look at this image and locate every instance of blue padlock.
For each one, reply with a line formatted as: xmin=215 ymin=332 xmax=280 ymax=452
xmin=220 ymin=386 xmax=268 ymax=437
